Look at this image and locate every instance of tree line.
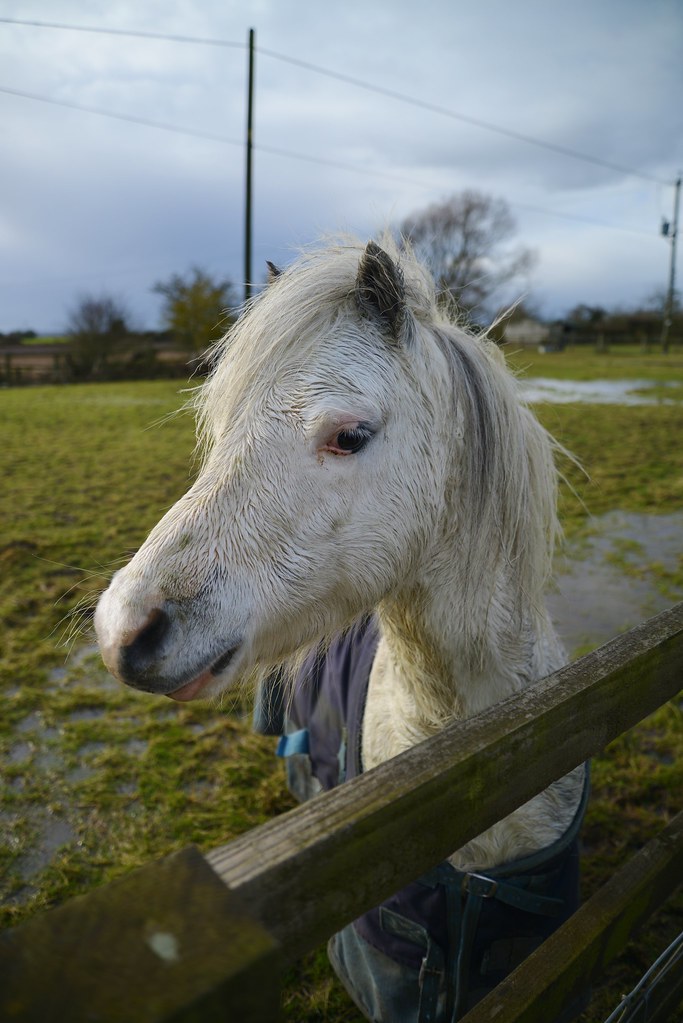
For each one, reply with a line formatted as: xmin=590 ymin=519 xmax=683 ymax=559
xmin=3 ymin=189 xmax=678 ymax=383
xmin=0 ymin=268 xmax=238 ymax=383
xmin=64 ymin=268 xmax=237 ymax=381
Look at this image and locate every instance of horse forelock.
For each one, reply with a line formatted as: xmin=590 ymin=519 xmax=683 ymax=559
xmin=191 ymin=236 xmax=440 ymax=450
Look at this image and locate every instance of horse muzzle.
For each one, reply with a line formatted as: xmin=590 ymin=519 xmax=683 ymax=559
xmin=95 ymin=579 xmax=242 ymax=699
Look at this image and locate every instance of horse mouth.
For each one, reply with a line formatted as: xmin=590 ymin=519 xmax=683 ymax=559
xmin=166 ymin=645 xmax=240 ymax=702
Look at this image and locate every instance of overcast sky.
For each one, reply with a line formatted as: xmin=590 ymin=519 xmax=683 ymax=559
xmin=1 ymin=0 xmax=682 ymax=334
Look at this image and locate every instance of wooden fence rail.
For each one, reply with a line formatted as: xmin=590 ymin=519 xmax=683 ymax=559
xmin=1 ymin=602 xmax=682 ymax=1022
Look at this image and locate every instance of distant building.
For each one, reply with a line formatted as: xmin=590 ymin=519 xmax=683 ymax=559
xmin=503 ymin=317 xmax=550 ymax=347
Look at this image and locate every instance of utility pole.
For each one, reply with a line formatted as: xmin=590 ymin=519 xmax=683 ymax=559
xmin=244 ymin=28 xmax=255 ymax=305
xmin=660 ymin=173 xmax=681 ymax=353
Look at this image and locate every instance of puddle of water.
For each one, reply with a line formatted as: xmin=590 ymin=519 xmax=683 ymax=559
xmin=1 ymin=809 xmax=78 ymax=893
xmin=48 ymin=643 xmax=112 ymax=691
xmin=49 ymin=642 xmax=114 ymax=682
xmin=69 ymin=643 xmax=100 ymax=667
xmin=15 ymin=714 xmax=58 ymax=742
xmin=16 ymin=713 xmax=43 ymax=734
xmin=2 ymin=885 xmax=39 ymax=908
xmin=124 ymin=739 xmax=148 ymax=756
xmin=76 ymin=741 xmax=107 ymax=759
xmin=182 ymin=780 xmax=213 ymax=797
xmin=116 ymin=781 xmax=138 ymax=797
xmin=66 ymin=764 xmax=96 ymax=784
xmin=67 ymin=707 xmax=106 ymax=723
xmin=520 ymin=377 xmax=680 ymax=405
xmin=35 ymin=748 xmax=62 ymax=772
xmin=548 ymin=511 xmax=682 ymax=655
xmin=154 ymin=708 xmax=178 ymax=722
xmin=8 ymin=741 xmax=34 ymax=765
xmin=13 ymin=815 xmax=77 ymax=882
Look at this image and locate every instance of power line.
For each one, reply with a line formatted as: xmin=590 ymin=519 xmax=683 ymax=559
xmin=258 ymin=141 xmax=455 ymax=191
xmin=0 ymin=16 xmax=242 ymax=49
xmin=259 ymin=140 xmax=656 ymax=238
xmin=0 ymin=83 xmax=435 ymax=190
xmin=258 ymin=46 xmax=670 ymax=188
xmin=0 ymin=85 xmax=242 ymax=146
xmin=507 ymin=200 xmax=655 ymax=238
xmin=0 ymin=83 xmax=471 ymax=191
xmin=0 ymin=84 xmax=657 ymax=239
xmin=1 ymin=15 xmax=671 ymax=188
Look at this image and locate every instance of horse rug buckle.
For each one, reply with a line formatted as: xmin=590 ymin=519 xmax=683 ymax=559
xmin=464 ymin=872 xmax=499 ymax=899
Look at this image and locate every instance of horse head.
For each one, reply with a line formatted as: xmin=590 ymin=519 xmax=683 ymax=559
xmin=95 ymin=240 xmax=457 ymax=701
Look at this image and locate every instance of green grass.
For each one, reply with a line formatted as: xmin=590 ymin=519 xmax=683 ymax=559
xmin=547 ymin=402 xmax=683 ymax=537
xmin=1 ymin=372 xmax=682 ymax=1021
xmin=503 ymin=341 xmax=683 ymax=382
xmin=1 ymin=382 xmax=296 ymax=913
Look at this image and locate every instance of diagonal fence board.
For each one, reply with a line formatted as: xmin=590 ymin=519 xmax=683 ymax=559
xmin=460 ymin=809 xmax=683 ymax=1023
xmin=207 ymin=603 xmax=683 ymax=959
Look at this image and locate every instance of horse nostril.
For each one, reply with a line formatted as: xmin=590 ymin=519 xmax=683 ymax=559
xmin=120 ymin=607 xmax=171 ymax=680
xmin=136 ymin=607 xmax=170 ymax=649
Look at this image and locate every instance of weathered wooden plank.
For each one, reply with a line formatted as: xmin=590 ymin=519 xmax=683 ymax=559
xmin=207 ymin=603 xmax=683 ymax=960
xmin=461 ymin=809 xmax=683 ymax=1023
xmin=0 ymin=845 xmax=282 ymax=1023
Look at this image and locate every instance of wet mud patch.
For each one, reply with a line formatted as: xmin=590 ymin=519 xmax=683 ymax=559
xmin=12 ymin=813 xmax=78 ymax=883
xmin=549 ymin=510 xmax=683 ymax=656
xmin=520 ymin=377 xmax=683 ymax=406
xmin=1 ymin=637 xmax=274 ymax=918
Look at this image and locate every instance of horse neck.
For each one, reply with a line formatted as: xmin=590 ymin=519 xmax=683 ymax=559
xmin=384 ymin=561 xmax=539 ymax=707
xmin=365 ymin=328 xmax=562 ymax=762
xmin=364 ymin=531 xmax=562 ymax=769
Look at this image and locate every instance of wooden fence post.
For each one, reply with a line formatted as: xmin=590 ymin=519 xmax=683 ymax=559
xmin=0 ymin=845 xmax=282 ymax=1022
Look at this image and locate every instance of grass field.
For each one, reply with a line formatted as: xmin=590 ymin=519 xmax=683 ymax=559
xmin=503 ymin=341 xmax=683 ymax=381
xmin=1 ymin=345 xmax=682 ymax=1020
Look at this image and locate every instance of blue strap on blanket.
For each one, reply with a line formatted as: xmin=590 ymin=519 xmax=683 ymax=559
xmin=276 ymin=729 xmax=310 ymax=757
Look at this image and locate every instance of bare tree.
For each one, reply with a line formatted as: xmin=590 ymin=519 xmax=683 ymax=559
xmin=66 ymin=294 xmax=130 ymax=379
xmin=153 ymin=268 xmax=237 ymax=352
xmin=398 ymin=191 xmax=536 ymax=320
xmin=642 ymin=286 xmax=681 ymax=316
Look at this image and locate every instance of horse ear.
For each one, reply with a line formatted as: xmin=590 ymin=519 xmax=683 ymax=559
xmin=355 ymin=241 xmax=406 ymax=340
xmin=266 ymin=261 xmax=282 ymax=284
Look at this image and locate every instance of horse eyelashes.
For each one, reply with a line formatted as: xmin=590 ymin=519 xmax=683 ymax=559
xmin=334 ymin=426 xmax=373 ymax=454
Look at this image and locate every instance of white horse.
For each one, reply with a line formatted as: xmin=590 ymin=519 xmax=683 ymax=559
xmin=96 ymin=238 xmax=585 ymax=1021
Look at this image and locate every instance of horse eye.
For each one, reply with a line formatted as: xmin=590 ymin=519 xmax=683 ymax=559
xmin=333 ymin=426 xmax=372 ymax=454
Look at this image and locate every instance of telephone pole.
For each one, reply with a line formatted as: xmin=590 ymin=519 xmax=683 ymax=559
xmin=244 ymin=28 xmax=255 ymax=304
xmin=660 ymin=174 xmax=681 ymax=353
